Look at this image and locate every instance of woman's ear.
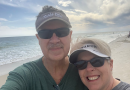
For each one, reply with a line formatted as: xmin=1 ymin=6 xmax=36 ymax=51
xmin=110 ymin=59 xmax=113 ymax=71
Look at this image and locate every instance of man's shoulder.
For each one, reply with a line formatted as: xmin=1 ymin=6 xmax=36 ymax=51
xmin=9 ymin=57 xmax=42 ymax=75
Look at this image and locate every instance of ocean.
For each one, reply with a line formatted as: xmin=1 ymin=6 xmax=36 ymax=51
xmin=0 ymin=31 xmax=128 ymax=65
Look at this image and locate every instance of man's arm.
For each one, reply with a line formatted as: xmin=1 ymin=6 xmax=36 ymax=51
xmin=0 ymin=66 xmax=30 ymax=90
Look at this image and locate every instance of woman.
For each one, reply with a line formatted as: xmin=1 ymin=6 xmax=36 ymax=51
xmin=69 ymin=38 xmax=130 ymax=90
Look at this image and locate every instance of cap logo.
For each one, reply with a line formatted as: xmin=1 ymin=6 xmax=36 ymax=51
xmin=81 ymin=44 xmax=97 ymax=49
xmin=81 ymin=44 xmax=99 ymax=52
xmin=43 ymin=12 xmax=62 ymax=20
xmin=36 ymin=10 xmax=71 ymax=31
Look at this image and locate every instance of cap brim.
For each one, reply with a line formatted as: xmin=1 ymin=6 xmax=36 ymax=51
xmin=69 ymin=50 xmax=85 ymax=64
xmin=37 ymin=17 xmax=72 ymax=32
xmin=69 ymin=48 xmax=109 ymax=64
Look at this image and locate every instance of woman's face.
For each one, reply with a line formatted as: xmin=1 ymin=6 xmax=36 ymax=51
xmin=77 ymin=51 xmax=113 ymax=90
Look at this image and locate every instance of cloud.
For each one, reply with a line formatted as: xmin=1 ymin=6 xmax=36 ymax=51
xmin=25 ymin=17 xmax=36 ymax=21
xmin=62 ymin=0 xmax=130 ymax=21
xmin=0 ymin=0 xmax=42 ymax=13
xmin=0 ymin=0 xmax=130 ymax=36
xmin=99 ymin=0 xmax=130 ymax=19
xmin=0 ymin=18 xmax=8 ymax=21
xmin=58 ymin=0 xmax=72 ymax=7
xmin=104 ymin=21 xmax=115 ymax=24
xmin=95 ymin=24 xmax=130 ymax=32
xmin=0 ymin=0 xmax=19 ymax=7
xmin=64 ymin=10 xmax=103 ymax=23
xmin=59 ymin=0 xmax=130 ymax=33
xmin=0 ymin=25 xmax=36 ymax=37
xmin=125 ymin=15 xmax=130 ymax=20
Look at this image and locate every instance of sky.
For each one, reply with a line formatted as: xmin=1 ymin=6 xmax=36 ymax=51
xmin=0 ymin=0 xmax=130 ymax=37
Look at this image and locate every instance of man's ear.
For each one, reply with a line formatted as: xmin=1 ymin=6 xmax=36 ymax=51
xmin=36 ymin=34 xmax=40 ymax=40
xmin=36 ymin=34 xmax=40 ymax=45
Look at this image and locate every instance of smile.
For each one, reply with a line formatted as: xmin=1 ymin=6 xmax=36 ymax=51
xmin=87 ymin=76 xmax=99 ymax=81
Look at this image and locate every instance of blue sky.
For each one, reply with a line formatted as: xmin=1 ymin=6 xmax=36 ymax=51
xmin=0 ymin=0 xmax=130 ymax=37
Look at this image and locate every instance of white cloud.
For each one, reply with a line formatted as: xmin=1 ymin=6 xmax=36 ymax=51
xmin=65 ymin=10 xmax=103 ymax=23
xmin=65 ymin=0 xmax=130 ymax=21
xmin=20 ymin=0 xmax=26 ymax=2
xmin=0 ymin=0 xmax=42 ymax=13
xmin=94 ymin=24 xmax=130 ymax=32
xmin=104 ymin=21 xmax=115 ymax=24
xmin=74 ymin=9 xmax=88 ymax=13
xmin=0 ymin=18 xmax=8 ymax=21
xmin=0 ymin=25 xmax=36 ymax=37
xmin=64 ymin=10 xmax=76 ymax=14
xmin=72 ymin=24 xmax=130 ymax=33
xmin=98 ymin=0 xmax=130 ymax=19
xmin=0 ymin=0 xmax=130 ymax=34
xmin=0 ymin=0 xmax=18 ymax=7
xmin=58 ymin=0 xmax=71 ymax=7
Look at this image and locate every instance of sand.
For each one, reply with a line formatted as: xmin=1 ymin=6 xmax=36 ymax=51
xmin=0 ymin=55 xmax=42 ymax=88
xmin=0 ymin=35 xmax=130 ymax=88
xmin=0 ymin=74 xmax=8 ymax=87
xmin=109 ymin=35 xmax=130 ymax=84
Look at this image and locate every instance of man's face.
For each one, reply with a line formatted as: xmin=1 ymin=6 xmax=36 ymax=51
xmin=77 ymin=51 xmax=113 ymax=90
xmin=36 ymin=20 xmax=72 ymax=61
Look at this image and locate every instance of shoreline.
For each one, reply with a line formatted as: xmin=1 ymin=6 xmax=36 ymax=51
xmin=0 ymin=55 xmax=42 ymax=76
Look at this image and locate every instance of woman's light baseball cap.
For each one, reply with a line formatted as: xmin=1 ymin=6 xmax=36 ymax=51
xmin=69 ymin=38 xmax=111 ymax=64
xmin=35 ymin=6 xmax=72 ymax=32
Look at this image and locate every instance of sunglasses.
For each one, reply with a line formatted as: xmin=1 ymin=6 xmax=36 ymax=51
xmin=38 ymin=27 xmax=70 ymax=39
xmin=74 ymin=57 xmax=110 ymax=70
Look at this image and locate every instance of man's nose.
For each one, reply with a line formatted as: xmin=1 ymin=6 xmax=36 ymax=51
xmin=49 ymin=33 xmax=60 ymax=43
xmin=85 ymin=62 xmax=95 ymax=71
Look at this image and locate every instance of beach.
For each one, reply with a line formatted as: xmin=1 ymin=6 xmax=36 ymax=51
xmin=109 ymin=35 xmax=130 ymax=84
xmin=0 ymin=55 xmax=42 ymax=87
xmin=0 ymin=35 xmax=130 ymax=88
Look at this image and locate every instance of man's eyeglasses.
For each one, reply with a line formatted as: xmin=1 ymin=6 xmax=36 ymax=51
xmin=38 ymin=27 xmax=70 ymax=39
xmin=74 ymin=57 xmax=110 ymax=70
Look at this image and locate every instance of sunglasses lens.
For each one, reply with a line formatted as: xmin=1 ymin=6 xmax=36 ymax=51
xmin=38 ymin=30 xmax=53 ymax=39
xmin=74 ymin=60 xmax=87 ymax=70
xmin=56 ymin=28 xmax=70 ymax=37
xmin=74 ymin=57 xmax=106 ymax=70
xmin=90 ymin=57 xmax=105 ymax=67
xmin=38 ymin=28 xmax=70 ymax=39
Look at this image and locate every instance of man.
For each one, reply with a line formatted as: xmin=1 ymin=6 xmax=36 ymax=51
xmin=0 ymin=6 xmax=88 ymax=90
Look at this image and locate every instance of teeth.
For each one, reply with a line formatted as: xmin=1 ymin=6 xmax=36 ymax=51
xmin=88 ymin=76 xmax=99 ymax=80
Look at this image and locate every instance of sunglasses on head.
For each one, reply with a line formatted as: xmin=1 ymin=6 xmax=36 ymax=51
xmin=74 ymin=57 xmax=110 ymax=70
xmin=38 ymin=27 xmax=70 ymax=39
